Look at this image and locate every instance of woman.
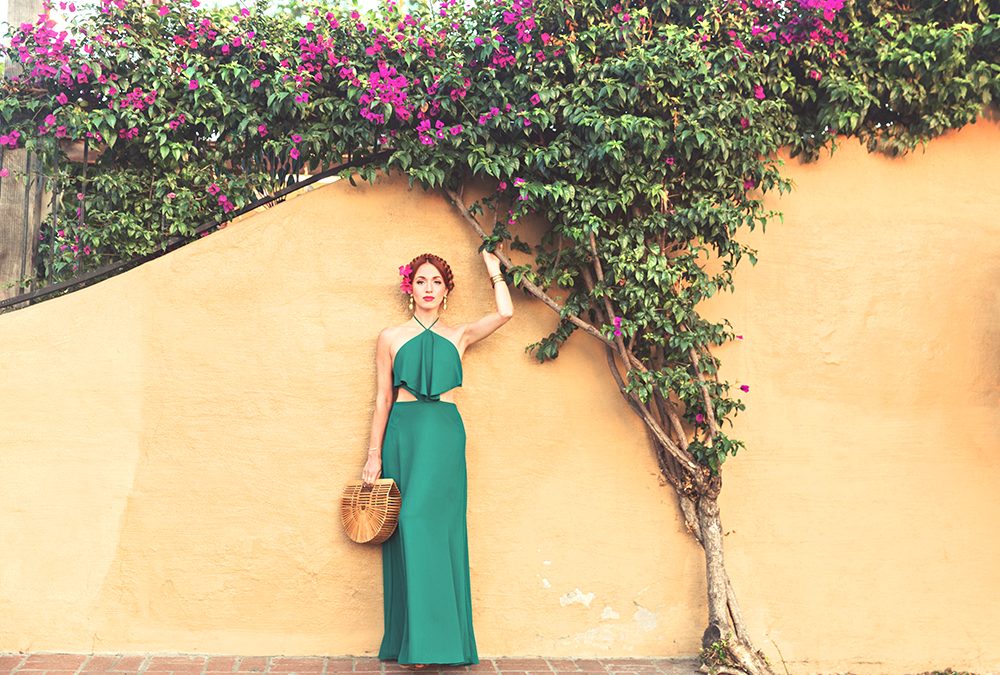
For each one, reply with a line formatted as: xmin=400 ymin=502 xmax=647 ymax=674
xmin=361 ymin=247 xmax=513 ymax=669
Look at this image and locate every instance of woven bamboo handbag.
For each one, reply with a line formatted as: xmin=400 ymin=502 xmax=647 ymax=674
xmin=340 ymin=474 xmax=401 ymax=544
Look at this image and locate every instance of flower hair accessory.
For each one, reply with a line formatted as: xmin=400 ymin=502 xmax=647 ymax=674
xmin=398 ymin=264 xmax=412 ymax=294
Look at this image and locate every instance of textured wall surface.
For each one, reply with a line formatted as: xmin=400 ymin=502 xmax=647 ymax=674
xmin=1 ymin=114 xmax=998 ymax=673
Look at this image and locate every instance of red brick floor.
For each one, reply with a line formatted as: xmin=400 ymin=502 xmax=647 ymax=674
xmin=0 ymin=654 xmax=702 ymax=675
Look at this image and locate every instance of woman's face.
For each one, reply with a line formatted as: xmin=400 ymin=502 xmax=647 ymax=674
xmin=412 ymin=262 xmax=446 ymax=309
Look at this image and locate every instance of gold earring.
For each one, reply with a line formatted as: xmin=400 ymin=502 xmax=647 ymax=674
xmin=408 ymin=295 xmax=414 ymax=312
xmin=443 ymin=295 xmax=448 ymax=311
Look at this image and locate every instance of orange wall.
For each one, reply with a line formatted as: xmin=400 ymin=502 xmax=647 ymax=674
xmin=0 ymin=113 xmax=998 ymax=673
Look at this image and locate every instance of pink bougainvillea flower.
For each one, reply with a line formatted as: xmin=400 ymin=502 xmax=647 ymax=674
xmin=207 ymin=183 xmax=220 ymax=195
xmin=497 ymin=181 xmax=507 ymax=191
xmin=251 ymin=79 xmax=261 ymax=89
xmin=188 ymin=79 xmax=199 ymax=90
xmin=158 ymin=6 xmax=169 ymax=16
xmin=291 ymin=133 xmax=302 ymax=143
xmin=695 ymin=413 xmax=705 ymax=423
xmin=740 ymin=117 xmax=749 ymax=129
xmin=513 ymin=177 xmax=525 ymax=186
xmin=258 ymin=124 xmax=268 ymax=137
xmin=0 ymin=168 xmax=9 ymax=178
xmin=665 ymin=156 xmax=675 ymax=165
xmin=753 ymin=84 xmax=765 ymax=99
xmin=530 ymin=93 xmax=541 ymax=105
xmin=290 ymin=147 xmax=300 ymax=159
xmin=740 ymin=384 xmax=750 ymax=392
xmin=56 ymin=92 xmax=68 ymax=105
xmin=166 ymin=192 xmax=177 ymax=199
xmin=399 ymin=263 xmax=413 ymax=293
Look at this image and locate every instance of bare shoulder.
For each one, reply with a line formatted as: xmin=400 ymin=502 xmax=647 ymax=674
xmin=378 ymin=324 xmax=406 ymax=346
xmin=435 ymin=319 xmax=465 ymax=340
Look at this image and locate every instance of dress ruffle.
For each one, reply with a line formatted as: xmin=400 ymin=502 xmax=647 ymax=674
xmin=393 ymin=330 xmax=462 ymax=401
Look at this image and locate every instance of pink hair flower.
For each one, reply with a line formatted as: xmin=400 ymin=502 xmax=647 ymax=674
xmin=399 ymin=263 xmax=413 ymax=293
xmin=739 ymin=384 xmax=750 ymax=392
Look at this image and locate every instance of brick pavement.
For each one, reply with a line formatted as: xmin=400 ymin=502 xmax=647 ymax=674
xmin=0 ymin=654 xmax=703 ymax=675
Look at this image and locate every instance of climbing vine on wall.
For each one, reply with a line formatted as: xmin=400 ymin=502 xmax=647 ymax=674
xmin=1 ymin=0 xmax=996 ymax=670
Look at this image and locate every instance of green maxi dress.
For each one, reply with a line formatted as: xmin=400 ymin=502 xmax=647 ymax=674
xmin=377 ymin=315 xmax=479 ymax=666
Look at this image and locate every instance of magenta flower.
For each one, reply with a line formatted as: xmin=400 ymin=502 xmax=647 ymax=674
xmin=207 ymin=183 xmax=221 ymax=195
xmin=530 ymin=93 xmax=540 ymax=105
xmin=158 ymin=5 xmax=169 ymax=15
xmin=739 ymin=384 xmax=750 ymax=392
xmin=740 ymin=117 xmax=749 ymax=129
xmin=290 ymin=147 xmax=300 ymax=159
xmin=695 ymin=413 xmax=705 ymax=423
xmin=736 ymin=334 xmax=743 ymax=340
xmin=497 ymin=181 xmax=507 ymax=191
xmin=612 ymin=315 xmax=622 ymax=337
xmin=399 ymin=263 xmax=413 ymax=293
xmin=166 ymin=192 xmax=176 ymax=199
xmin=258 ymin=124 xmax=268 ymax=137
xmin=251 ymin=79 xmax=261 ymax=89
xmin=513 ymin=177 xmax=525 ymax=186
xmin=188 ymin=79 xmax=199 ymax=90
xmin=56 ymin=92 xmax=68 ymax=105
xmin=0 ymin=168 xmax=9 ymax=178
xmin=291 ymin=133 xmax=302 ymax=143
xmin=665 ymin=156 xmax=675 ymax=165
xmin=754 ymin=85 xmax=765 ymax=99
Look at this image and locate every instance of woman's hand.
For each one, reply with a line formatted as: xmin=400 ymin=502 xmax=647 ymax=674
xmin=482 ymin=243 xmax=503 ymax=274
xmin=362 ymin=454 xmax=382 ymax=487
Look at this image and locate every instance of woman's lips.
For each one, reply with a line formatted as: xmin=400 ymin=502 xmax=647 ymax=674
xmin=422 ymin=296 xmax=434 ymax=300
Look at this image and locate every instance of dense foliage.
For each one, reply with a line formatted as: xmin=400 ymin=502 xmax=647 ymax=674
xmin=1 ymin=0 xmax=997 ymax=475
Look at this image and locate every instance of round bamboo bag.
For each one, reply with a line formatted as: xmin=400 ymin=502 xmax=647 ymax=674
xmin=340 ymin=477 xmax=401 ymax=544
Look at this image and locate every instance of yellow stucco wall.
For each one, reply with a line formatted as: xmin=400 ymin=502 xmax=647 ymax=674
xmin=1 ymin=113 xmax=998 ymax=673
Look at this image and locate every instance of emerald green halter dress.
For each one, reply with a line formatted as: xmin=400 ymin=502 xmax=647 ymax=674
xmin=378 ymin=315 xmax=479 ymax=666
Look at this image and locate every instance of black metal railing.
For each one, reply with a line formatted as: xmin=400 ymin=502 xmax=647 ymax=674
xmin=0 ymin=150 xmax=388 ymax=315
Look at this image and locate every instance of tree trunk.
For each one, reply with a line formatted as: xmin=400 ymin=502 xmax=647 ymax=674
xmin=692 ymin=495 xmax=775 ymax=675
